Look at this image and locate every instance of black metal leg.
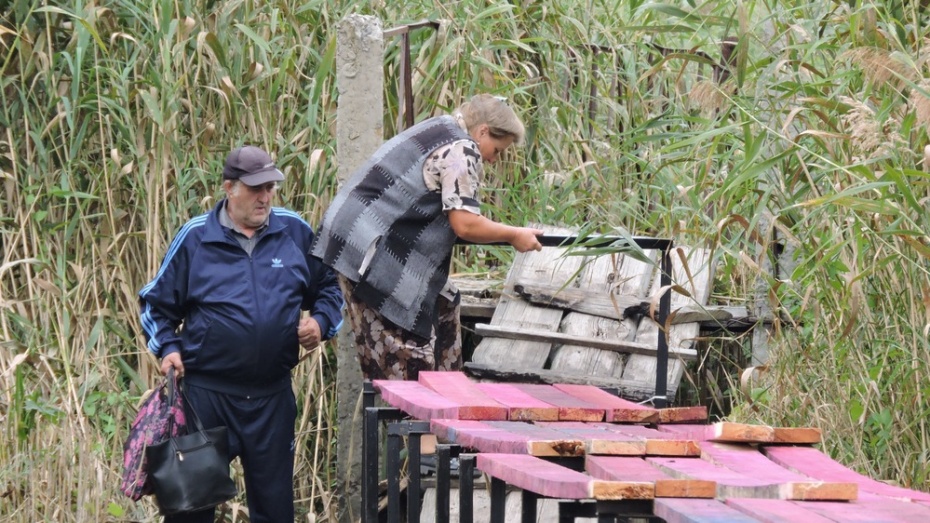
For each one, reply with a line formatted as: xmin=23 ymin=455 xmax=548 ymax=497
xmin=490 ymin=477 xmax=507 ymax=523
xmin=363 ymin=407 xmax=380 ymax=523
xmin=386 ymin=427 xmax=402 ymax=523
xmin=655 ymin=248 xmax=672 ymax=408
xmin=459 ymin=454 xmax=476 ymax=523
xmin=435 ymin=445 xmax=451 ymax=523
xmin=521 ymin=490 xmax=538 ymax=523
xmin=408 ymin=431 xmax=422 ymax=523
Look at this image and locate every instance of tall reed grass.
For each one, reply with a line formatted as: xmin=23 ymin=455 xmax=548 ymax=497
xmin=2 ymin=0 xmax=930 ymax=520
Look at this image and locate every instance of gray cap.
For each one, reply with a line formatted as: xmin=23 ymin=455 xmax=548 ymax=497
xmin=222 ymin=145 xmax=285 ymax=186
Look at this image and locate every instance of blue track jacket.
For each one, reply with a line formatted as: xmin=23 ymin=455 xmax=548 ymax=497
xmin=139 ymin=200 xmax=343 ymax=396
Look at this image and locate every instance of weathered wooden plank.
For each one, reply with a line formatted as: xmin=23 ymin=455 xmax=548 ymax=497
xmin=725 ymin=498 xmax=836 ymax=523
xmin=515 ymin=281 xmax=744 ymax=325
xmin=474 ymin=382 xmax=560 ymax=421
xmin=474 ymin=323 xmax=698 ymax=360
xmin=553 ymin=383 xmax=659 ymax=423
xmin=549 ymin=254 xmax=647 ymax=378
xmin=648 ymin=455 xmax=857 ymax=501
xmin=795 ymin=499 xmax=930 ymax=523
xmin=471 ymin=228 xmax=582 ymax=369
xmin=430 ymin=419 xmax=584 ymax=457
xmin=476 ymin=453 xmax=654 ymax=500
xmin=698 ymin=441 xmax=858 ymax=500
xmin=658 ymin=405 xmax=709 ymax=424
xmin=373 ymin=380 xmax=462 ymax=420
xmin=416 ymin=371 xmax=508 ymax=420
xmin=771 ymin=426 xmax=822 ymax=444
xmin=763 ymin=446 xmax=930 ymax=502
xmin=463 ymin=363 xmax=678 ymax=402
xmin=509 ymin=383 xmax=605 ymax=421
xmin=538 ymin=422 xmax=700 ymax=457
xmin=586 ymin=456 xmax=715 ymax=498
xmin=658 ymin=422 xmax=776 ymax=443
xmin=654 ymin=498 xmax=762 ymax=523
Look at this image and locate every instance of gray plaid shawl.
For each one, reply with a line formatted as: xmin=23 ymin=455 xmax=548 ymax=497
xmin=312 ymin=115 xmax=472 ymax=338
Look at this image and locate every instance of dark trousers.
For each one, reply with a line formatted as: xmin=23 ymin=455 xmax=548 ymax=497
xmin=165 ymin=384 xmax=297 ymax=523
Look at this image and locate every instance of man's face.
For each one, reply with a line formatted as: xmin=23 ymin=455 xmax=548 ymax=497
xmin=224 ymin=180 xmax=277 ymax=233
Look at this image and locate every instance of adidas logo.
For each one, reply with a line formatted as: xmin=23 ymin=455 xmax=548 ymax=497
xmin=271 ymin=258 xmax=284 ymax=268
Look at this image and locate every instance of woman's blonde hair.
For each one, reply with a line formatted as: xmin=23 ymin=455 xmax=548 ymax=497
xmin=454 ymin=94 xmax=525 ymax=145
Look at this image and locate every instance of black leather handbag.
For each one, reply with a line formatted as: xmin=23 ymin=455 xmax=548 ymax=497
xmin=144 ymin=379 xmax=237 ymax=515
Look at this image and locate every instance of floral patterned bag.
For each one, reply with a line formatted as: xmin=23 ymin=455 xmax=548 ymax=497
xmin=120 ymin=368 xmax=187 ymax=500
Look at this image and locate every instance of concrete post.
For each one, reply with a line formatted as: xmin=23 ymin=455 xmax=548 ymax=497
xmin=334 ymin=14 xmax=383 ymax=523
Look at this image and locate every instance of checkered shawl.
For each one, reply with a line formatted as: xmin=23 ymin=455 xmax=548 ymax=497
xmin=312 ymin=116 xmax=472 ymax=338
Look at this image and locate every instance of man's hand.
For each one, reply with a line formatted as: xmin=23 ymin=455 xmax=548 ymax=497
xmin=298 ymin=316 xmax=322 ymax=351
xmin=160 ymin=352 xmax=184 ymax=376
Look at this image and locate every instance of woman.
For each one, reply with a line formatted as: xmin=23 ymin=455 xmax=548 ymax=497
xmin=312 ymin=94 xmax=543 ymax=380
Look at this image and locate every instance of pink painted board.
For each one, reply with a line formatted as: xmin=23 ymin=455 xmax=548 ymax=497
xmin=373 ymin=380 xmax=461 ymax=420
xmin=763 ymin=446 xmax=930 ymax=502
xmin=654 ymin=498 xmax=761 ymax=523
xmin=416 ymin=371 xmax=508 ymax=420
xmin=510 ymin=383 xmax=605 ymax=421
xmin=553 ymin=383 xmax=659 ymax=423
xmin=475 ymin=382 xmax=560 ymax=421
xmin=725 ymin=498 xmax=835 ymax=523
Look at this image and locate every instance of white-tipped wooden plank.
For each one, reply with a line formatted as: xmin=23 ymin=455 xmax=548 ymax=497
xmin=416 ymin=371 xmax=508 ymax=420
xmin=553 ymin=383 xmax=659 ymax=423
xmin=430 ymin=419 xmax=584 ymax=457
xmin=763 ymin=446 xmax=930 ymax=502
xmin=699 ymin=441 xmax=857 ymax=501
xmin=586 ymin=455 xmax=715 ymax=498
xmin=475 ymin=382 xmax=560 ymax=421
xmin=654 ymin=498 xmax=761 ymax=523
xmin=648 ymin=455 xmax=857 ymax=501
xmin=476 ymin=453 xmax=654 ymax=500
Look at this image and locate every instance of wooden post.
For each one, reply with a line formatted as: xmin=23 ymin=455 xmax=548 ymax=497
xmin=335 ymin=14 xmax=383 ymax=523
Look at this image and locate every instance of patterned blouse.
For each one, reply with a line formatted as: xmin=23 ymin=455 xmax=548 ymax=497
xmin=422 ymin=113 xmax=482 ymax=216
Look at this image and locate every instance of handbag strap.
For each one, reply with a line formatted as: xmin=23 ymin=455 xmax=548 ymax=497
xmin=164 ymin=368 xmax=207 ymax=436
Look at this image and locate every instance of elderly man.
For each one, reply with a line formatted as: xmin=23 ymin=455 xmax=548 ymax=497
xmin=139 ymin=145 xmax=343 ymax=522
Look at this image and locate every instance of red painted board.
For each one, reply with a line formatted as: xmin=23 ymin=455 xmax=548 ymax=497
xmin=475 ymin=383 xmax=560 ymax=421
xmin=417 ymin=371 xmax=508 ymax=420
xmin=763 ymin=446 xmax=930 ymax=502
xmin=553 ymin=383 xmax=659 ymax=423
xmin=700 ymin=441 xmax=822 ymax=483
xmin=647 ymin=456 xmax=856 ymax=501
xmin=476 ymin=453 xmax=653 ymax=500
xmin=793 ymin=499 xmax=930 ymax=523
xmin=586 ymin=456 xmax=715 ymax=498
xmin=658 ymin=422 xmax=775 ymax=443
xmin=509 ymin=383 xmax=605 ymax=421
xmin=725 ymin=498 xmax=835 ymax=523
xmin=494 ymin=421 xmax=646 ymax=456
xmin=373 ymin=380 xmax=461 ymax=420
xmin=654 ymin=498 xmax=761 ymax=523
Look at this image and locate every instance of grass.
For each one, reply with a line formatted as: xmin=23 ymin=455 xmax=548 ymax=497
xmin=3 ymin=0 xmax=930 ymax=520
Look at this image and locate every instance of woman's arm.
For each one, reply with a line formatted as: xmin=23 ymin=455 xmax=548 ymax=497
xmin=447 ymin=209 xmax=544 ymax=253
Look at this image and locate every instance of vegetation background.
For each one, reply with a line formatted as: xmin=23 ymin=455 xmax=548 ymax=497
xmin=2 ymin=0 xmax=929 ymax=520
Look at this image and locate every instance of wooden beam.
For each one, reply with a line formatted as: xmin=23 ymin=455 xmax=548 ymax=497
xmin=725 ymin=499 xmax=835 ymax=523
xmin=430 ymin=419 xmax=585 ymax=457
xmin=508 ymin=383 xmax=605 ymax=421
xmin=658 ymin=422 xmax=776 ymax=443
xmin=552 ymin=383 xmax=659 ymax=423
xmin=476 ymin=453 xmax=654 ymax=500
xmin=474 ymin=323 xmax=698 ymax=360
xmin=416 ymin=371 xmax=508 ymax=420
xmin=762 ymin=446 xmax=930 ymax=502
xmin=475 ymin=382 xmax=560 ymax=421
xmin=373 ymin=380 xmax=462 ymax=420
xmin=657 ymin=405 xmax=709 ymax=424
xmin=586 ymin=456 xmax=715 ymax=498
xmin=772 ymin=426 xmax=822 ymax=444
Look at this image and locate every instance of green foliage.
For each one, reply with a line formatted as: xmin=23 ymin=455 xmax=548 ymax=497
xmin=4 ymin=0 xmax=930 ymax=520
